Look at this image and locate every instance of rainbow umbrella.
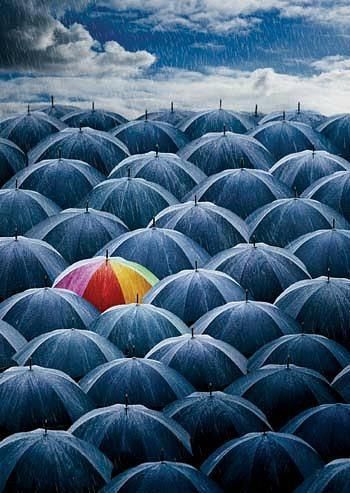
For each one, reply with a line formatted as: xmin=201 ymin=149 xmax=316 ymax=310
xmin=53 ymin=256 xmax=158 ymax=312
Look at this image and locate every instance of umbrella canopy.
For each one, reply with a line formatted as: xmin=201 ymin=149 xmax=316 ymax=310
xmin=28 ymin=127 xmax=130 ymax=175
xmin=0 ymin=287 xmax=99 ymax=340
xmin=318 ymin=113 xmax=350 ymax=159
xmin=178 ymin=132 xmax=274 ymax=176
xmin=202 ymin=432 xmax=323 ymax=493
xmin=89 ymin=303 xmax=189 ymax=357
xmin=36 ymin=96 xmax=79 ymax=119
xmin=226 ymin=364 xmax=340 ymax=429
xmin=207 ymin=242 xmax=310 ymax=302
xmin=332 ymin=365 xmax=350 ymax=401
xmin=294 ymin=458 xmax=350 ymax=493
xmin=62 ymin=104 xmax=127 ymax=131
xmin=193 ymin=300 xmax=300 ymax=357
xmin=0 ymin=236 xmax=68 ymax=300
xmin=0 ymin=320 xmax=26 ymax=370
xmin=153 ymin=201 xmax=249 ymax=255
xmin=80 ymin=357 xmax=195 ymax=409
xmin=95 ymin=227 xmax=210 ymax=280
xmin=0 ymin=138 xmax=26 ymax=187
xmin=137 ymin=103 xmax=194 ymax=126
xmin=185 ymin=168 xmax=292 ymax=218
xmin=275 ymin=277 xmax=350 ymax=349
xmin=260 ymin=106 xmax=326 ymax=128
xmin=146 ymin=334 xmax=247 ymax=390
xmin=247 ymin=198 xmax=349 ymax=247
xmin=0 ymin=428 xmax=112 ymax=493
xmin=70 ymin=404 xmax=192 ymax=473
xmin=54 ymin=256 xmax=158 ymax=312
xmin=27 ymin=208 xmax=128 ymax=264
xmin=86 ymin=178 xmax=178 ymax=230
xmin=144 ymin=268 xmax=246 ymax=325
xmin=108 ymin=151 xmax=206 ymax=200
xmin=14 ymin=329 xmax=123 ymax=379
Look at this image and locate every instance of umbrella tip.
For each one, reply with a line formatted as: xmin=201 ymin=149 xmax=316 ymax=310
xmin=223 ymin=124 xmax=226 ymax=136
xmin=208 ymin=382 xmax=213 ymax=397
xmin=327 ymin=267 xmax=330 ymax=282
xmin=145 ymin=109 xmax=148 ymax=121
xmin=124 ymin=393 xmax=129 ymax=414
xmin=286 ymin=354 xmax=291 ymax=369
xmin=255 ymin=104 xmax=258 ymax=117
xmin=312 ymin=144 xmax=315 ymax=157
xmin=27 ymin=104 xmax=31 ymax=115
xmin=127 ymin=167 xmax=131 ymax=180
xmin=245 ymin=289 xmax=249 ymax=303
xmin=160 ymin=448 xmax=165 ymax=463
xmin=58 ymin=147 xmax=62 ymax=160
xmin=15 ymin=178 xmax=18 ymax=190
xmin=152 ymin=216 xmax=156 ymax=228
xmin=136 ymin=293 xmax=139 ymax=305
xmin=171 ymin=101 xmax=174 ymax=113
xmin=252 ymin=235 xmax=256 ymax=248
xmin=155 ymin=144 xmax=159 ymax=157
xmin=294 ymin=186 xmax=298 ymax=199
xmin=79 ymin=122 xmax=83 ymax=133
xmin=195 ymin=260 xmax=198 ymax=272
xmin=332 ymin=218 xmax=336 ymax=229
xmin=105 ymin=249 xmax=109 ymax=262
xmin=194 ymin=195 xmax=198 ymax=206
xmin=92 ymin=101 xmax=95 ymax=112
xmin=44 ymin=419 xmax=48 ymax=436
xmin=29 ymin=357 xmax=33 ymax=371
xmin=219 ymin=98 xmax=222 ymax=110
xmin=240 ymin=157 xmax=244 ymax=169
xmin=85 ymin=201 xmax=89 ymax=213
xmin=297 ymin=101 xmax=301 ymax=114
xmin=191 ymin=325 xmax=194 ymax=338
xmin=14 ymin=226 xmax=18 ymax=241
xmin=282 ymin=110 xmax=286 ymax=121
xmin=51 ymin=95 xmax=54 ymax=108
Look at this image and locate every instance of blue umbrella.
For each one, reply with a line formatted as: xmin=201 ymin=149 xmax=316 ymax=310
xmin=80 ymin=358 xmax=195 ymax=409
xmin=36 ymin=96 xmax=79 ymax=119
xmin=0 ymin=429 xmax=112 ymax=493
xmin=144 ymin=268 xmax=246 ymax=325
xmin=185 ymin=168 xmax=292 ymax=218
xmin=193 ymin=300 xmax=300 ymax=357
xmin=108 ymin=151 xmax=206 ymax=200
xmin=0 ymin=320 xmax=26 ymax=370
xmin=0 ymin=287 xmax=99 ymax=340
xmin=202 ymin=432 xmax=323 ymax=493
xmin=153 ymin=201 xmax=249 ymax=255
xmin=62 ymin=103 xmax=127 ymax=131
xmin=89 ymin=303 xmax=189 ymax=357
xmin=247 ymin=198 xmax=349 ymax=247
xmin=27 ymin=208 xmax=128 ymax=264
xmin=318 ymin=113 xmax=350 ymax=159
xmin=146 ymin=333 xmax=247 ymax=390
xmin=70 ymin=404 xmax=192 ymax=473
xmin=137 ymin=103 xmax=194 ymax=126
xmin=332 ymin=365 xmax=350 ymax=402
xmin=294 ymin=458 xmax=350 ymax=493
xmin=178 ymin=131 xmax=274 ymax=175
xmin=0 ymin=236 xmax=68 ymax=300
xmin=249 ymin=334 xmax=350 ymax=379
xmin=0 ymin=138 xmax=26 ymax=187
xmin=95 ymin=227 xmax=210 ymax=279
xmin=260 ymin=105 xmax=326 ymax=128
xmin=14 ymin=329 xmax=123 ymax=379
xmin=207 ymin=242 xmax=310 ymax=302
xmin=28 ymin=127 xmax=130 ymax=175
xmin=86 ymin=178 xmax=178 ymax=230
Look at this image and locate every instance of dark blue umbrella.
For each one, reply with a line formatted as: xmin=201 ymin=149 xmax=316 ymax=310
xmin=27 ymin=208 xmax=129 ymax=264
xmin=202 ymin=432 xmax=323 ymax=493
xmin=0 ymin=429 xmax=112 ymax=493
xmin=332 ymin=365 xmax=350 ymax=402
xmin=247 ymin=198 xmax=349 ymax=247
xmin=294 ymin=458 xmax=350 ymax=493
xmin=86 ymin=178 xmax=178 ymax=230
xmin=80 ymin=358 xmax=195 ymax=409
xmin=260 ymin=105 xmax=326 ymax=128
xmin=62 ymin=103 xmax=127 ymax=131
xmin=318 ymin=113 xmax=350 ymax=159
xmin=207 ymin=242 xmax=310 ymax=302
xmin=95 ymin=227 xmax=210 ymax=279
xmin=144 ymin=268 xmax=246 ymax=325
xmin=89 ymin=303 xmax=189 ymax=357
xmin=226 ymin=364 xmax=340 ymax=428
xmin=0 ymin=320 xmax=26 ymax=369
xmin=0 ymin=236 xmax=68 ymax=300
xmin=36 ymin=96 xmax=79 ymax=119
xmin=108 ymin=151 xmax=206 ymax=200
xmin=185 ymin=168 xmax=292 ymax=218
xmin=0 ymin=138 xmax=26 ymax=187
xmin=137 ymin=103 xmax=194 ymax=126
xmin=14 ymin=329 xmax=123 ymax=379
xmin=153 ymin=201 xmax=249 ymax=255
xmin=70 ymin=404 xmax=192 ymax=473
xmin=146 ymin=333 xmax=247 ymax=390
xmin=178 ymin=131 xmax=274 ymax=175
xmin=28 ymin=127 xmax=130 ymax=175
xmin=0 ymin=287 xmax=99 ymax=340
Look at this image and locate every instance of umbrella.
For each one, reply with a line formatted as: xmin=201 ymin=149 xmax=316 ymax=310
xmin=137 ymin=103 xmax=194 ymax=126
xmin=0 ymin=365 xmax=93 ymax=434
xmin=202 ymin=432 xmax=323 ymax=493
xmin=249 ymin=334 xmax=350 ymax=379
xmin=247 ymin=198 xmax=349 ymax=247
xmin=95 ymin=227 xmax=210 ymax=279
xmin=108 ymin=151 xmax=206 ymax=200
xmin=0 ymin=188 xmax=60 ymax=236
xmin=193 ymin=300 xmax=300 ymax=357
xmin=260 ymin=105 xmax=326 ymax=128
xmin=294 ymin=458 xmax=350 ymax=493
xmin=0 ymin=429 xmax=112 ymax=493
xmin=332 ymin=365 xmax=350 ymax=401
xmin=3 ymin=156 xmax=105 ymax=209
xmin=54 ymin=256 xmax=158 ymax=312
xmin=62 ymin=103 xmax=127 ymax=131
xmin=89 ymin=303 xmax=189 ymax=357
xmin=36 ymin=96 xmax=79 ymax=119
xmin=28 ymin=127 xmax=130 ymax=175
xmin=226 ymin=364 xmax=340 ymax=429
xmin=144 ymin=268 xmax=246 ymax=325
xmin=270 ymin=150 xmax=350 ymax=193
xmin=80 ymin=357 xmax=195 ymax=409
xmin=0 ymin=320 xmax=26 ymax=370
xmin=164 ymin=391 xmax=271 ymax=464
xmin=146 ymin=333 xmax=247 ymax=390
xmin=207 ymin=242 xmax=310 ymax=302
xmin=153 ymin=201 xmax=249 ymax=255
xmin=0 ymin=236 xmax=68 ymax=300
xmin=178 ymin=131 xmax=274 ymax=175
xmin=27 ymin=208 xmax=129 ymax=264
xmin=275 ymin=277 xmax=350 ymax=349
xmin=14 ymin=329 xmax=123 ymax=379
xmin=318 ymin=113 xmax=350 ymax=159
xmin=0 ymin=138 xmax=26 ymax=187
xmin=185 ymin=168 xmax=292 ymax=218
xmin=0 ymin=287 xmax=99 ymax=340
xmin=70 ymin=404 xmax=192 ymax=473
xmin=86 ymin=178 xmax=178 ymax=230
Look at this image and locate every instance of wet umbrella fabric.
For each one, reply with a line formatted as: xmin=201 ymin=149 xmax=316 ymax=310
xmin=0 ymin=320 xmax=26 ymax=370
xmin=332 ymin=365 xmax=350 ymax=402
xmin=137 ymin=104 xmax=194 ymax=125
xmin=62 ymin=107 xmax=127 ymax=131
xmin=318 ymin=113 xmax=350 ymax=160
xmin=294 ymin=458 xmax=350 ymax=493
xmin=260 ymin=108 xmax=326 ymax=128
xmin=0 ymin=138 xmax=26 ymax=187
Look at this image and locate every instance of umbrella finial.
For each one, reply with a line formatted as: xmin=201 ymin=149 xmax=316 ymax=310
xmin=14 ymin=226 xmax=18 ymax=241
xmin=29 ymin=357 xmax=32 ymax=371
xmin=194 ymin=195 xmax=198 ymax=206
xmin=160 ymin=448 xmax=165 ymax=463
xmin=294 ymin=186 xmax=298 ymax=198
xmin=85 ymin=201 xmax=89 ymax=213
xmin=127 ymin=167 xmax=131 ymax=180
xmin=191 ymin=326 xmax=194 ymax=338
xmin=195 ymin=260 xmax=198 ymax=272
xmin=286 ymin=354 xmax=291 ymax=369
xmin=27 ymin=104 xmax=31 ymax=115
xmin=282 ymin=110 xmax=286 ymax=121
xmin=155 ymin=144 xmax=159 ymax=157
xmin=124 ymin=393 xmax=129 ymax=415
xmin=223 ymin=124 xmax=226 ymax=136
xmin=208 ymin=382 xmax=213 ymax=397
xmin=58 ymin=147 xmax=62 ymax=160
xmin=15 ymin=178 xmax=18 ymax=190
xmin=92 ymin=101 xmax=95 ymax=112
xmin=79 ymin=122 xmax=83 ymax=133
xmin=332 ymin=218 xmax=336 ymax=229
xmin=136 ymin=293 xmax=139 ymax=305
xmin=252 ymin=235 xmax=256 ymax=248
xmin=219 ymin=98 xmax=222 ymax=110
xmin=51 ymin=95 xmax=54 ymax=108
xmin=105 ymin=249 xmax=109 ymax=262
xmin=312 ymin=144 xmax=315 ymax=157
xmin=327 ymin=267 xmax=330 ymax=282
xmin=44 ymin=419 xmax=48 ymax=436
xmin=245 ymin=289 xmax=249 ymax=303
xmin=240 ymin=157 xmax=244 ymax=168
xmin=171 ymin=101 xmax=174 ymax=113
xmin=145 ymin=109 xmax=148 ymax=121
xmin=297 ymin=101 xmax=301 ymax=114
xmin=152 ymin=216 xmax=156 ymax=228
xmin=255 ymin=104 xmax=258 ymax=117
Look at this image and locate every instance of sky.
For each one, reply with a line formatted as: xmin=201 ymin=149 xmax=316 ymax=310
xmin=1 ymin=0 xmax=350 ymax=118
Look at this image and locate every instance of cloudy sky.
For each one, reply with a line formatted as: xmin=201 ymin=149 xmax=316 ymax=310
xmin=1 ymin=0 xmax=350 ymax=117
